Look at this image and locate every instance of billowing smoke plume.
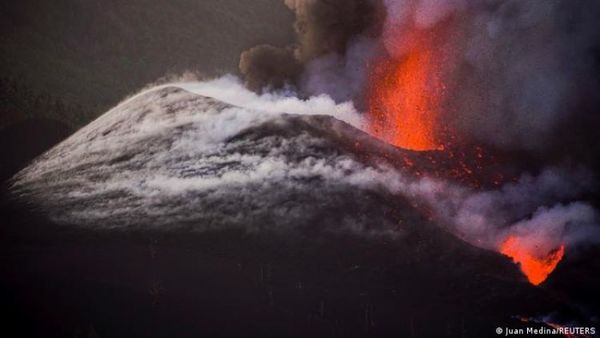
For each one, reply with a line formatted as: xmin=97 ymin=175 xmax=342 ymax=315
xmin=448 ymin=1 xmax=600 ymax=155
xmin=239 ymin=46 xmax=301 ymax=92
xmin=376 ymin=0 xmax=600 ymax=155
xmin=241 ymin=0 xmax=600 ymax=158
xmin=239 ymin=0 xmax=379 ymax=101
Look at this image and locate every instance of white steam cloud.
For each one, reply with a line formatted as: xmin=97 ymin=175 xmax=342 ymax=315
xmin=177 ymin=75 xmax=365 ymax=129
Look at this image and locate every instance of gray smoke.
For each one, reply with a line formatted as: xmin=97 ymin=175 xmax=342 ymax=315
xmin=374 ymin=0 xmax=600 ymax=155
xmin=417 ymin=167 xmax=600 ymax=253
xmin=448 ymin=0 xmax=600 ymax=153
xmin=241 ymin=0 xmax=600 ymax=157
xmin=299 ymin=35 xmax=378 ymax=102
xmin=239 ymin=0 xmax=378 ymax=100
xmin=239 ymin=45 xmax=301 ymax=92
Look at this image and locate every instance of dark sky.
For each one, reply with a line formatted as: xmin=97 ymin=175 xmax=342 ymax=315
xmin=0 ymin=0 xmax=294 ymax=114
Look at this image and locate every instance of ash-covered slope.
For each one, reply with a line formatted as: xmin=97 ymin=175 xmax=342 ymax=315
xmin=11 ymin=85 xmax=598 ymax=263
xmin=11 ymin=86 xmax=416 ymax=235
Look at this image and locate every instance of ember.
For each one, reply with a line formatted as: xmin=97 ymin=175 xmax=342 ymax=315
xmin=367 ymin=21 xmax=458 ymax=151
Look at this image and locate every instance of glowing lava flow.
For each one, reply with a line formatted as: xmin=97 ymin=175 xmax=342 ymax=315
xmin=367 ymin=23 xmax=457 ymax=151
xmin=500 ymin=236 xmax=565 ymax=286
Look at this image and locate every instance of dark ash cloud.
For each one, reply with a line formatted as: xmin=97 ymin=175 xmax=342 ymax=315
xmin=239 ymin=45 xmax=301 ymax=92
xmin=239 ymin=0 xmax=379 ymax=94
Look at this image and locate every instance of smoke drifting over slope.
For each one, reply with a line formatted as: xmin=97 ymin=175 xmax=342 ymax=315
xmin=11 ymin=84 xmax=381 ymax=232
xmin=450 ymin=1 xmax=600 ymax=153
xmin=11 ymin=81 xmax=599 ymax=275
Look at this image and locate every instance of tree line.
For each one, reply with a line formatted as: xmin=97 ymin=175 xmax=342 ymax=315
xmin=0 ymin=76 xmax=94 ymax=129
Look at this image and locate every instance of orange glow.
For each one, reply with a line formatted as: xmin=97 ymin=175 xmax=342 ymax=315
xmin=500 ymin=235 xmax=565 ymax=286
xmin=367 ymin=23 xmax=457 ymax=151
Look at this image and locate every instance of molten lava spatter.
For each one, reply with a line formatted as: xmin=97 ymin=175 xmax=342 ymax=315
xmin=366 ymin=17 xmax=569 ymax=288
xmin=367 ymin=22 xmax=458 ymax=151
xmin=500 ymin=236 xmax=565 ymax=286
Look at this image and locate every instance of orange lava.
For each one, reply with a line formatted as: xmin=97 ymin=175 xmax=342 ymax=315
xmin=367 ymin=22 xmax=458 ymax=151
xmin=500 ymin=236 xmax=565 ymax=286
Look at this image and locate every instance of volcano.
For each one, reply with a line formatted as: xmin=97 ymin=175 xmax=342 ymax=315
xmin=2 ymin=85 xmax=597 ymax=337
